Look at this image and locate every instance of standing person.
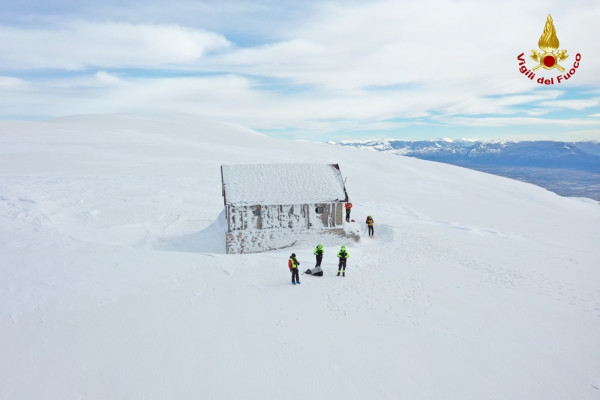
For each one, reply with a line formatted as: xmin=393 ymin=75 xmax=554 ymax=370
xmin=337 ymin=246 xmax=349 ymax=277
xmin=314 ymin=244 xmax=324 ymax=268
xmin=289 ymin=253 xmax=301 ymax=285
xmin=366 ymin=215 xmax=374 ymax=238
xmin=345 ymin=202 xmax=353 ymax=222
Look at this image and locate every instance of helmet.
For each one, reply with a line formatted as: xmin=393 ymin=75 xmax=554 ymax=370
xmin=341 ymin=246 xmax=346 ymax=250
xmin=317 ymin=244 xmax=323 ymax=249
xmin=291 ymin=253 xmax=296 ymax=257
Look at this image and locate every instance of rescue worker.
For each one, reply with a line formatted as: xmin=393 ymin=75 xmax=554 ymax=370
xmin=366 ymin=215 xmax=374 ymax=238
xmin=337 ymin=246 xmax=349 ymax=277
xmin=345 ymin=202 xmax=353 ymax=222
xmin=314 ymin=244 xmax=324 ymax=268
xmin=289 ymin=253 xmax=301 ymax=285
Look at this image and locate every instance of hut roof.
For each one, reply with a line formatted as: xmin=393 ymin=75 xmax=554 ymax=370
xmin=221 ymin=163 xmax=348 ymax=206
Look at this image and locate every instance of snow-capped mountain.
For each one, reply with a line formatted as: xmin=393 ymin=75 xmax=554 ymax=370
xmin=1 ymin=115 xmax=599 ymax=400
xmin=334 ymin=139 xmax=600 ymax=200
xmin=335 ymin=139 xmax=600 ymax=170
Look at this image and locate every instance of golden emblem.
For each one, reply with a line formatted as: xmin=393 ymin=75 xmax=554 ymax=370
xmin=530 ymin=14 xmax=568 ymax=71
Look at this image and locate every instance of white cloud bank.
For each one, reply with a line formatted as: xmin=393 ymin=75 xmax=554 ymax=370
xmin=0 ymin=0 xmax=599 ymax=140
xmin=0 ymin=21 xmax=230 ymax=69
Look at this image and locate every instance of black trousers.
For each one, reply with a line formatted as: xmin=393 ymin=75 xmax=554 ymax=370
xmin=345 ymin=210 xmax=351 ymax=221
xmin=338 ymin=259 xmax=347 ymax=271
xmin=368 ymin=225 xmax=374 ymax=236
xmin=315 ymin=255 xmax=323 ymax=267
xmin=291 ymin=268 xmax=299 ymax=283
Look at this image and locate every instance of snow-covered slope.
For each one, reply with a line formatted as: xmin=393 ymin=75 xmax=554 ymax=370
xmin=1 ymin=115 xmax=599 ymax=400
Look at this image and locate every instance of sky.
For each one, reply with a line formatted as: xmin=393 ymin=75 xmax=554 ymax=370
xmin=1 ymin=0 xmax=599 ymax=141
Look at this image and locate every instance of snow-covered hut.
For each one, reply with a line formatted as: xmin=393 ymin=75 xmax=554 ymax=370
xmin=220 ymin=163 xmax=351 ymax=254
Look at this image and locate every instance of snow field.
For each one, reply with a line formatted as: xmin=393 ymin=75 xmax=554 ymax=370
xmin=1 ymin=114 xmax=599 ymax=399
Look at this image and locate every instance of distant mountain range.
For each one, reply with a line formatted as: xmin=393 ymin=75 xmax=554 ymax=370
xmin=333 ymin=139 xmax=600 ymax=200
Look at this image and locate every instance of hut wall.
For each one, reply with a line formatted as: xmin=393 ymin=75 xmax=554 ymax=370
xmin=227 ymin=204 xmax=311 ymax=232
xmin=227 ymin=202 xmax=345 ymax=233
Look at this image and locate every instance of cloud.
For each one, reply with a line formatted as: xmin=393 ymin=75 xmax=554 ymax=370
xmin=0 ymin=0 xmax=599 ymax=140
xmin=437 ymin=115 xmax=600 ymax=128
xmin=0 ymin=70 xmax=598 ymax=140
xmin=439 ymin=92 xmax=564 ymax=116
xmin=206 ymin=1 xmax=569 ymax=91
xmin=0 ymin=21 xmax=231 ymax=69
xmin=94 ymin=71 xmax=124 ymax=85
xmin=538 ymin=98 xmax=600 ymax=110
xmin=0 ymin=76 xmax=26 ymax=87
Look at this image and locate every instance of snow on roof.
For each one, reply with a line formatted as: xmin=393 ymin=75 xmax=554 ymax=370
xmin=221 ymin=163 xmax=348 ymax=205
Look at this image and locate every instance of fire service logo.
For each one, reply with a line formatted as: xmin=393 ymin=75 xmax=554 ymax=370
xmin=517 ymin=14 xmax=581 ymax=85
